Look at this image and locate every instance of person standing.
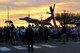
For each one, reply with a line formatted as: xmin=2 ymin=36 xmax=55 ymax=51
xmin=25 ymin=25 xmax=34 ymax=52
xmin=61 ymin=26 xmax=67 ymax=44
xmin=44 ymin=27 xmax=49 ymax=43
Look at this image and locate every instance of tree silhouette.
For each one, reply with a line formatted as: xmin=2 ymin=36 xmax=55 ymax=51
xmin=56 ymin=11 xmax=79 ymax=26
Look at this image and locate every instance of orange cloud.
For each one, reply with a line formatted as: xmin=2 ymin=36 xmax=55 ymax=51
xmin=0 ymin=0 xmax=9 ymax=3
xmin=0 ymin=2 xmax=78 ymax=17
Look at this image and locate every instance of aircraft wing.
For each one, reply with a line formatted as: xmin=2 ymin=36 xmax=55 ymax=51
xmin=19 ymin=17 xmax=40 ymax=24
xmin=19 ymin=17 xmax=32 ymax=21
xmin=19 ymin=17 xmax=35 ymax=23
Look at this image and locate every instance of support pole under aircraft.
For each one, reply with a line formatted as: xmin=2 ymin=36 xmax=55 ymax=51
xmin=50 ymin=4 xmax=57 ymax=28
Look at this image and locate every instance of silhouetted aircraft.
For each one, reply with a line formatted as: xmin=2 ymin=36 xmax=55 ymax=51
xmin=19 ymin=4 xmax=57 ymax=26
xmin=19 ymin=16 xmax=52 ymax=26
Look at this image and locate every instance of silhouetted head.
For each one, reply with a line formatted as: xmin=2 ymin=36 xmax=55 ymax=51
xmin=28 ymin=25 xmax=31 ymax=28
xmin=21 ymin=26 xmax=25 ymax=29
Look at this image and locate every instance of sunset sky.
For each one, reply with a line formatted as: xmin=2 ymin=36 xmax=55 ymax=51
xmin=0 ymin=0 xmax=80 ymax=27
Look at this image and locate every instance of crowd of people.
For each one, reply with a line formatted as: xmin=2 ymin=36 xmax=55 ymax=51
xmin=0 ymin=25 xmax=80 ymax=43
xmin=0 ymin=25 xmax=80 ymax=51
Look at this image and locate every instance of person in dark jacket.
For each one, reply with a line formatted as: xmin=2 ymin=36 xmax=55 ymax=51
xmin=44 ymin=27 xmax=49 ymax=43
xmin=25 ymin=25 xmax=34 ymax=52
xmin=39 ymin=27 xmax=44 ymax=41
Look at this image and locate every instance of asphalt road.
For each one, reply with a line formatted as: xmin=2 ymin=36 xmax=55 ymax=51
xmin=0 ymin=41 xmax=80 ymax=53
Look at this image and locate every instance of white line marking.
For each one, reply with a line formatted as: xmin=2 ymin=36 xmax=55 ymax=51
xmin=26 ymin=45 xmax=42 ymax=48
xmin=0 ymin=47 xmax=11 ymax=51
xmin=41 ymin=44 xmax=58 ymax=48
xmin=33 ymin=45 xmax=42 ymax=48
xmin=13 ymin=46 xmax=27 ymax=49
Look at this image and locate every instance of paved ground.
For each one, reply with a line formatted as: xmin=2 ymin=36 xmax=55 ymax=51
xmin=0 ymin=41 xmax=80 ymax=53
